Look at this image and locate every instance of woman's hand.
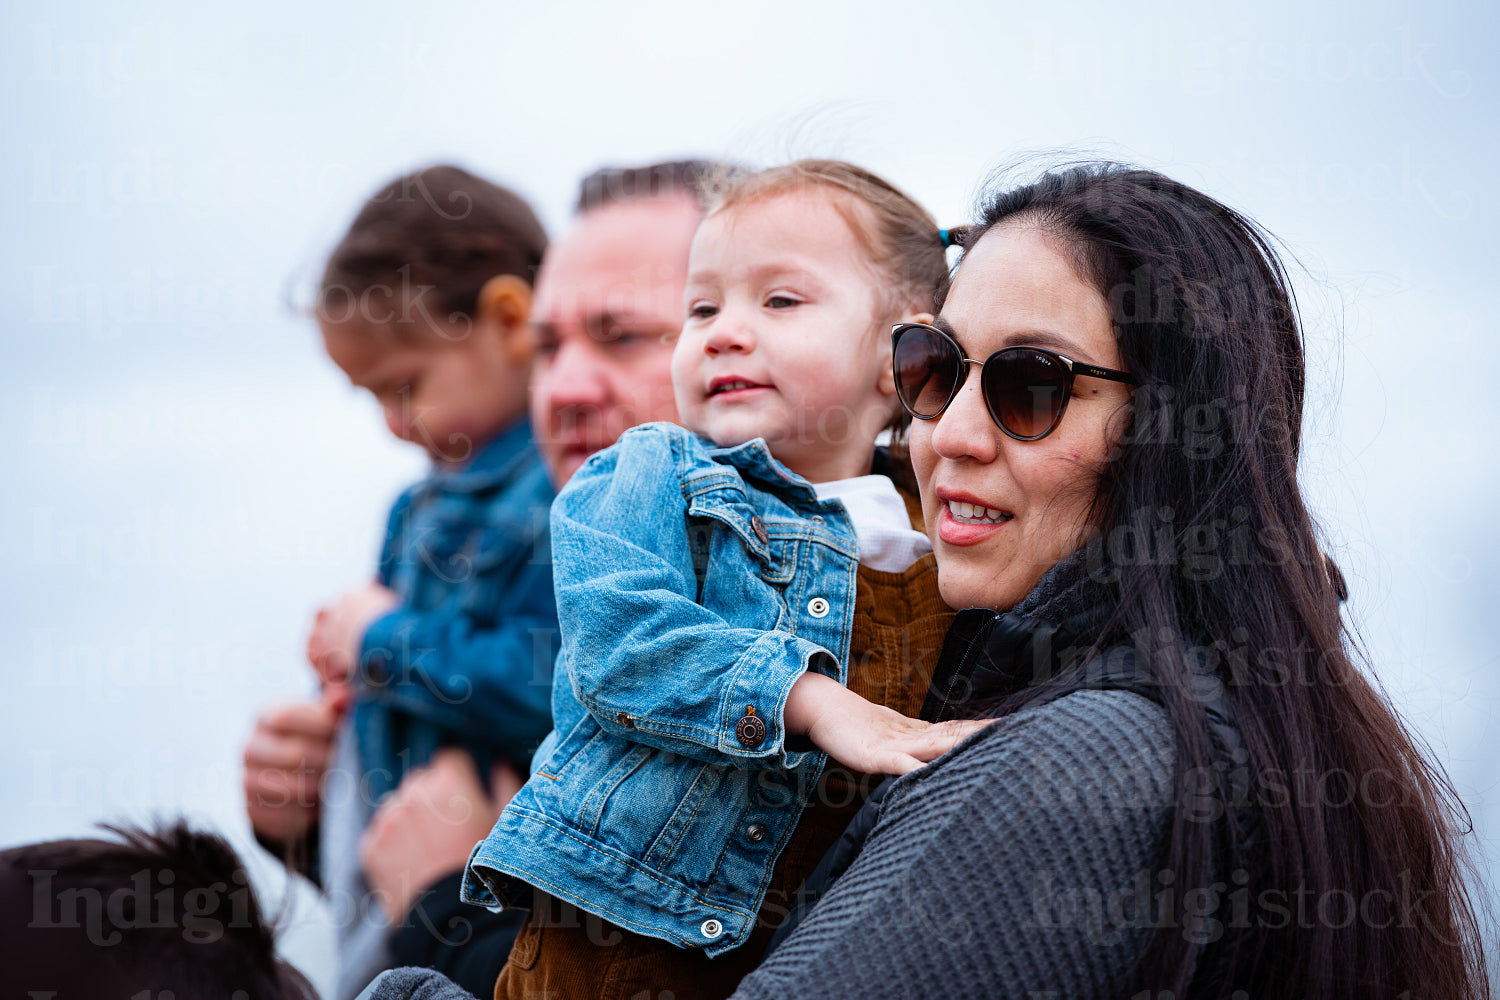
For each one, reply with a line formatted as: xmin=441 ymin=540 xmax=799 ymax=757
xmin=786 ymin=671 xmax=989 ymax=775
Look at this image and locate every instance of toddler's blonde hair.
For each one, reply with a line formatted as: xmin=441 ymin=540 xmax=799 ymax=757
xmin=701 ymin=159 xmax=949 ymax=318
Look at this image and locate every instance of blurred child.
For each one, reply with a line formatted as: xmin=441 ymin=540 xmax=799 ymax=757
xmin=466 ymin=161 xmax=974 ymax=999
xmin=300 ymin=164 xmax=557 ymax=998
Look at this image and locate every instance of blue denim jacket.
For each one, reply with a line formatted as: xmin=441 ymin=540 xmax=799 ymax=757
xmin=353 ymin=417 xmax=560 ymax=800
xmin=463 ymin=422 xmax=861 ymax=957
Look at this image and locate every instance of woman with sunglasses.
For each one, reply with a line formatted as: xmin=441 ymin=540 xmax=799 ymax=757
xmin=731 ymin=164 xmax=1488 ymax=999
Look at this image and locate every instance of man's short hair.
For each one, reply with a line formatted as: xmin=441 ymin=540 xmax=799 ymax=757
xmin=574 ymin=159 xmax=718 ymax=214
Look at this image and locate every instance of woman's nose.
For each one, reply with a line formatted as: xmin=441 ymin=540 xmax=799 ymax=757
xmin=929 ymin=369 xmax=999 ymax=463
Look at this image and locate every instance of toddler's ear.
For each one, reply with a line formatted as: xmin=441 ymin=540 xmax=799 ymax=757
xmin=476 ymin=274 xmax=535 ymax=361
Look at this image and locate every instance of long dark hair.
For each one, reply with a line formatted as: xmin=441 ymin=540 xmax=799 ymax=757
xmin=956 ymin=164 xmax=1488 ymax=998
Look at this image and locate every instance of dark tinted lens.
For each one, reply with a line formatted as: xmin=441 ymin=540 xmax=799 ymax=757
xmin=982 ymin=348 xmax=1069 ymax=439
xmin=893 ymin=325 xmax=962 ymax=418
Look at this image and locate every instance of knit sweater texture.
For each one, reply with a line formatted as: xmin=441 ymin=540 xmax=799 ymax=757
xmin=730 ymin=686 xmax=1175 ymax=999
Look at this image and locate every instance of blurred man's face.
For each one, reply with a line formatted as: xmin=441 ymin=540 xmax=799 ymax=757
xmin=529 ymin=194 xmax=702 ymax=485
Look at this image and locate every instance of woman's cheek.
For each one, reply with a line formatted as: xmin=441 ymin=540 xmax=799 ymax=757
xmin=1047 ymin=462 xmax=1106 ymax=561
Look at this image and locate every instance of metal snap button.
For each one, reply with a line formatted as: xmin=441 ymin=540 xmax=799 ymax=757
xmin=616 ymin=711 xmax=635 ymax=729
xmin=810 ymin=514 xmax=825 ymax=525
xmin=807 ymin=597 xmax=830 ymax=618
xmin=745 ymin=822 xmax=766 ymax=843
xmin=735 ymin=706 xmax=766 ymax=749
xmin=750 ymin=515 xmax=769 ymax=545
xmin=701 ymin=918 xmax=724 ymax=939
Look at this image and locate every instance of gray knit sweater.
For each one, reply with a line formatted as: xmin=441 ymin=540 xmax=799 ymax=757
xmin=730 ymin=687 xmax=1176 ymax=1000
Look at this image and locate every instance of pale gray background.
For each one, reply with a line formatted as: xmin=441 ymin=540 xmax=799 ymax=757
xmin=2 ymin=0 xmax=1495 ymax=991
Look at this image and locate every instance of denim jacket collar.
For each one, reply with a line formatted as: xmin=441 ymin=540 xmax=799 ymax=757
xmin=704 ymin=436 xmax=822 ymax=505
xmin=422 ymin=417 xmax=538 ymax=496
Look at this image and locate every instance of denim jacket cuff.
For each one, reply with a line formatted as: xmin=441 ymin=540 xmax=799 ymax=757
xmin=718 ymin=632 xmax=835 ymax=767
xmin=460 ymin=839 xmax=505 ymax=908
xmin=358 ymin=608 xmax=407 ymax=684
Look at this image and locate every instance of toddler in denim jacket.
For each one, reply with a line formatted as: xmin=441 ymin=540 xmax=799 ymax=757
xmin=467 ymin=162 xmax=982 ymax=981
xmin=301 ymin=165 xmax=560 ymax=997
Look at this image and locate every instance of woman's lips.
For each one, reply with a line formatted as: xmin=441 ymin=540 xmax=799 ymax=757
xmin=935 ymin=496 xmax=1013 ymax=546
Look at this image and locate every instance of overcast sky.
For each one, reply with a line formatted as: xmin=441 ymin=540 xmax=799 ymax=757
xmin=2 ymin=0 xmax=1496 ymax=988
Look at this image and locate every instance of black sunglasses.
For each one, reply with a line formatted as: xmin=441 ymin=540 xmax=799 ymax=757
xmin=891 ymin=322 xmax=1137 ymax=442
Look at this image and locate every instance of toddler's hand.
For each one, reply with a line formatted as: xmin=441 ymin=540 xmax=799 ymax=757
xmin=306 ymin=582 xmax=400 ymax=689
xmin=305 ymin=607 xmax=348 ymax=688
xmin=787 ymin=671 xmax=989 ymax=776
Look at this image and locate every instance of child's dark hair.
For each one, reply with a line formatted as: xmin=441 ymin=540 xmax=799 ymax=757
xmin=319 ymin=163 xmax=547 ymax=331
xmin=0 ymin=819 xmax=318 ymax=998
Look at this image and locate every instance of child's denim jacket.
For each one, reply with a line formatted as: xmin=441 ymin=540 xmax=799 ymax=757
xmin=352 ymin=417 xmax=560 ymax=800
xmin=463 ymin=422 xmax=860 ymax=957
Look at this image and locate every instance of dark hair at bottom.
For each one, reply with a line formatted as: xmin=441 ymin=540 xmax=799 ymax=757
xmin=955 ymin=163 xmax=1488 ymax=998
xmin=0 ymin=819 xmax=317 ymax=999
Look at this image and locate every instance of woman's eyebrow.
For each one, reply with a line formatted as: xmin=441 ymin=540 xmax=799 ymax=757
xmin=1005 ymin=329 xmax=1080 ymax=354
xmin=934 ymin=317 xmax=1089 ymax=357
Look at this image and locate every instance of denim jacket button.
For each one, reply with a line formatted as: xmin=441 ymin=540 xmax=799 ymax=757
xmin=701 ymin=918 xmax=724 ymax=939
xmin=735 ymin=706 xmax=766 ymax=748
xmin=616 ymin=712 xmax=635 ymax=729
xmin=745 ymin=822 xmax=767 ymax=843
xmin=750 ymin=515 xmax=769 ymax=545
xmin=810 ymin=514 xmax=825 ymax=525
xmin=807 ymin=597 xmax=830 ymax=618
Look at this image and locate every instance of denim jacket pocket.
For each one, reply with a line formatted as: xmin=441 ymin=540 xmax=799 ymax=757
xmin=533 ymin=710 xmax=606 ymax=783
xmin=567 ymin=738 xmax=745 ymax=879
xmin=528 ymin=706 xmax=749 ymax=875
xmin=527 ymin=715 xmax=645 ymax=836
xmin=686 ymin=495 xmax=795 ymax=586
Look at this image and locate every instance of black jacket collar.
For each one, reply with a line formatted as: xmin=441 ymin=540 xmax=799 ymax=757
xmin=920 ymin=551 xmax=1118 ymax=722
